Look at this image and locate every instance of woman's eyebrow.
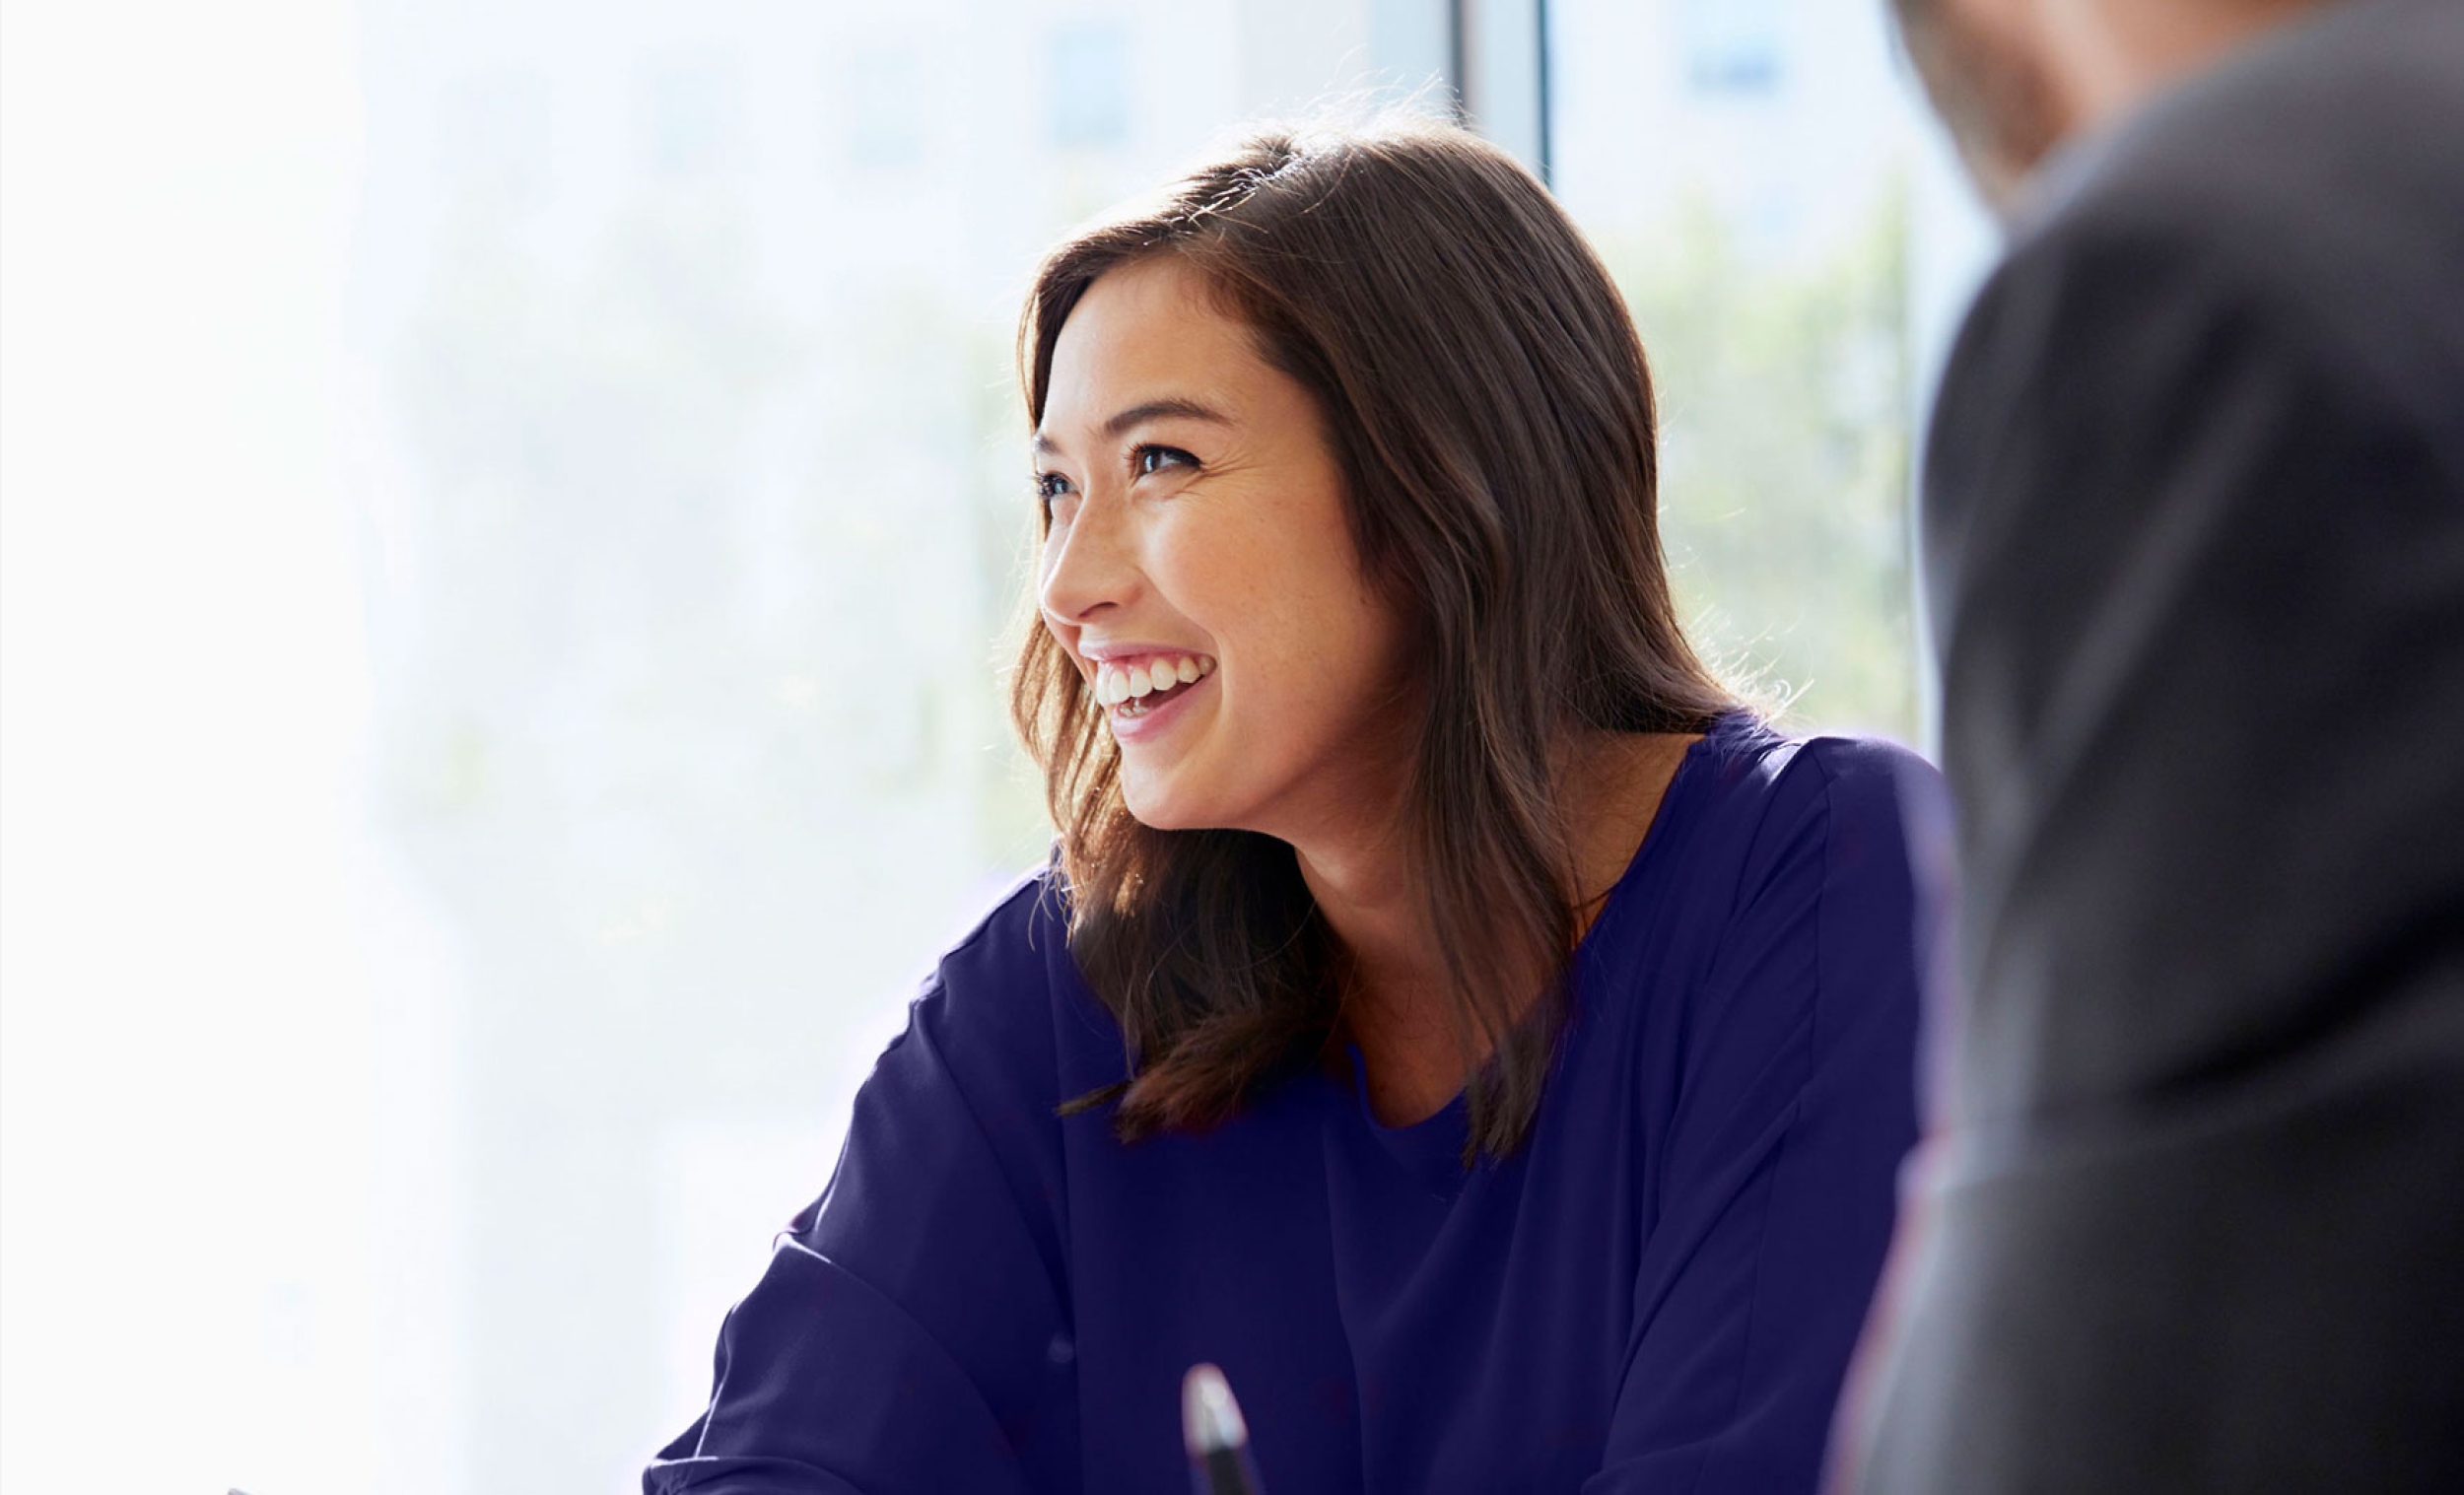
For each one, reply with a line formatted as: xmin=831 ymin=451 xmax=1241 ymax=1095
xmin=1033 ymin=396 xmax=1233 ymax=453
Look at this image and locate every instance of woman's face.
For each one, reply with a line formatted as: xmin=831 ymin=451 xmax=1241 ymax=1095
xmin=1035 ymin=253 xmax=1416 ymax=839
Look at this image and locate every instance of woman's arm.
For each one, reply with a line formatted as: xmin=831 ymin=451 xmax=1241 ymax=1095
xmin=1585 ymin=738 xmax=1941 ymax=1493
xmin=646 ymin=886 xmax=1080 ymax=1495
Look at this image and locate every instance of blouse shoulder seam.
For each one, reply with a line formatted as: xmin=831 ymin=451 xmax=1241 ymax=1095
xmin=934 ymin=864 xmax=1057 ymax=969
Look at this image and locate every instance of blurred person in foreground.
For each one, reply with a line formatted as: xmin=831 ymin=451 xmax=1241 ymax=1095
xmin=1841 ymin=0 xmax=2464 ymax=1489
xmin=645 ymin=117 xmax=1947 ymax=1494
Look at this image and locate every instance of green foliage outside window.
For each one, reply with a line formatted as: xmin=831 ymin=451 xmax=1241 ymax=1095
xmin=1602 ymin=178 xmax=1919 ymax=743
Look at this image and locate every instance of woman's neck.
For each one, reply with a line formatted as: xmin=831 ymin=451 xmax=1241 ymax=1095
xmin=1290 ymin=727 xmax=1703 ymax=1122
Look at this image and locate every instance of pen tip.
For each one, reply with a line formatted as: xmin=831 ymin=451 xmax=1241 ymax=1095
xmin=1182 ymin=1361 xmax=1249 ymax=1456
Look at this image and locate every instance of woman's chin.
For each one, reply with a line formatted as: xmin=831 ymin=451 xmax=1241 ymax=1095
xmin=1119 ymin=777 xmax=1221 ymax=834
xmin=1122 ymin=794 xmax=1196 ymax=832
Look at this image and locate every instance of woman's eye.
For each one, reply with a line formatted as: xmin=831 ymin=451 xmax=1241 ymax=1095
xmin=1035 ymin=472 xmax=1074 ymax=510
xmin=1134 ymin=444 xmax=1197 ymax=478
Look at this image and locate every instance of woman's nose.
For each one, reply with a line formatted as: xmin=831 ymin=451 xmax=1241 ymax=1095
xmin=1038 ymin=497 xmax=1142 ymax=626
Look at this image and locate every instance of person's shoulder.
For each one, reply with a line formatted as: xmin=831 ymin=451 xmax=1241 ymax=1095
xmin=896 ymin=855 xmax=1083 ymax=1081
xmin=1690 ymin=711 xmax=1940 ymax=830
xmin=2052 ymin=3 xmax=2454 ymax=212
xmin=1794 ymin=733 xmax=1951 ymax=901
xmin=1645 ymin=715 xmax=1942 ymax=1052
xmin=2002 ymin=0 xmax=2464 ymax=352
xmin=1795 ymin=732 xmax=1945 ymax=820
xmin=1677 ymin=712 xmax=1945 ymax=900
xmin=929 ymin=856 xmax=1073 ymax=996
xmin=1934 ymin=6 xmax=2464 ymax=546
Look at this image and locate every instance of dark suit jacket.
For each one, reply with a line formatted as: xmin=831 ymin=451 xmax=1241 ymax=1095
xmin=1845 ymin=1 xmax=2464 ymax=1489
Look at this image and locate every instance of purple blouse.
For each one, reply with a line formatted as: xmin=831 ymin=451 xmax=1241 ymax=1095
xmin=647 ymin=712 xmax=1944 ymax=1494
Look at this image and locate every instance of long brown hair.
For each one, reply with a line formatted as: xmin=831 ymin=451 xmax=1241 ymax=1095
xmin=1010 ymin=115 xmax=1734 ymax=1162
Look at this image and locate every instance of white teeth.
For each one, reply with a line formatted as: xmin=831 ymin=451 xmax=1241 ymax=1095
xmin=1092 ymin=653 xmax=1214 ymax=710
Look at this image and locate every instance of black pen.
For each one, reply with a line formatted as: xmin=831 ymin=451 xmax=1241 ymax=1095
xmin=1182 ymin=1362 xmax=1266 ymax=1495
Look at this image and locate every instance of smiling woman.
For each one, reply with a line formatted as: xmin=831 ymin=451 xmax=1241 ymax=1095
xmin=648 ymin=115 xmax=1950 ymax=1495
xmin=1013 ymin=131 xmax=1743 ymax=1148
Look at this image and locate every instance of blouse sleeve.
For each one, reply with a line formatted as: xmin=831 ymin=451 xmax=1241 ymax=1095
xmin=1584 ymin=738 xmax=1941 ymax=1493
xmin=644 ymin=894 xmax=1081 ymax=1495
